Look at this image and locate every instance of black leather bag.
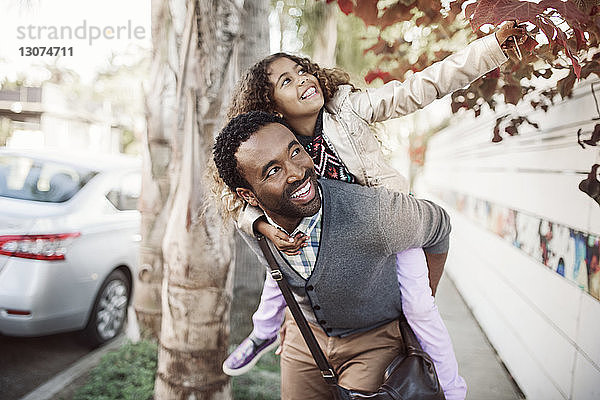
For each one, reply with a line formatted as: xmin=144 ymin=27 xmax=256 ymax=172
xmin=333 ymin=313 xmax=445 ymax=400
xmin=255 ymin=234 xmax=445 ymax=400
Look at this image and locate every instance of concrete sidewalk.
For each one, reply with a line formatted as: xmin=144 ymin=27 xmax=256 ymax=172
xmin=437 ymin=276 xmax=524 ymax=400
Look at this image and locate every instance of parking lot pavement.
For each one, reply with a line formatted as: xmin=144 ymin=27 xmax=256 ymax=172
xmin=0 ymin=331 xmax=92 ymax=400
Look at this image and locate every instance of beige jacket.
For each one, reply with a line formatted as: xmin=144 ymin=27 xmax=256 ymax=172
xmin=236 ymin=33 xmax=507 ymax=234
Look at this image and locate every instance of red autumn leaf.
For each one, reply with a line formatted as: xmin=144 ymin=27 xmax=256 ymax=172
xmin=557 ymin=71 xmax=577 ymax=97
xmin=503 ymin=84 xmax=522 ymax=105
xmin=479 ymin=76 xmax=499 ymax=98
xmin=354 ymin=0 xmax=380 ymax=26
xmin=533 ymin=68 xmax=553 ymax=78
xmin=521 ymin=35 xmax=539 ymax=53
xmin=363 ymin=37 xmax=400 ymax=55
xmin=449 ymin=0 xmax=468 ymax=17
xmin=364 ymin=68 xmax=394 ymax=84
xmin=574 ymin=28 xmax=586 ymax=51
xmin=465 ymin=0 xmax=545 ymax=30
xmin=505 ymin=124 xmax=518 ymax=136
xmin=493 ymin=118 xmax=504 ymax=142
xmin=537 ymin=15 xmax=582 ymax=78
xmin=487 ymin=67 xmax=501 ymax=78
xmin=336 ymin=0 xmax=354 ymax=15
xmin=580 ymin=60 xmax=600 ymax=79
xmin=464 ymin=0 xmax=590 ymax=77
xmin=379 ymin=2 xmax=413 ymax=29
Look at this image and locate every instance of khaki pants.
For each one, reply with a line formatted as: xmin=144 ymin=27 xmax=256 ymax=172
xmin=280 ymin=314 xmax=404 ymax=400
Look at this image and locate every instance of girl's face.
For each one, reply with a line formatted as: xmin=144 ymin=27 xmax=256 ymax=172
xmin=267 ymin=57 xmax=324 ymax=123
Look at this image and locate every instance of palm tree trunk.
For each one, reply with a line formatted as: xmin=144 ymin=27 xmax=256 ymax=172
xmin=153 ymin=1 xmax=243 ymax=398
xmin=311 ymin=1 xmax=337 ymax=67
xmin=228 ymin=0 xmax=271 ymax=345
xmin=134 ymin=0 xmax=179 ymax=340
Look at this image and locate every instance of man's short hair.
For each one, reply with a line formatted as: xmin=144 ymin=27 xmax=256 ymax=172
xmin=213 ymin=111 xmax=291 ymax=191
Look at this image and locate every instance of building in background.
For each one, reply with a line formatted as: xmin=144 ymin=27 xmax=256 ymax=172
xmin=417 ymin=77 xmax=600 ymax=399
xmin=0 ymin=81 xmax=143 ymax=154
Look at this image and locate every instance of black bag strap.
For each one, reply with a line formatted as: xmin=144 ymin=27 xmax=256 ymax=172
xmin=255 ymin=233 xmax=338 ymax=386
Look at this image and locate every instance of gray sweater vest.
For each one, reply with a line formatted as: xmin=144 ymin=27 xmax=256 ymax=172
xmin=262 ymin=179 xmax=451 ymax=337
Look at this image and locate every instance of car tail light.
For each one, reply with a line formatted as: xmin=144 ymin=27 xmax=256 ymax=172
xmin=0 ymin=233 xmax=81 ymax=261
xmin=6 ymin=309 xmax=31 ymax=316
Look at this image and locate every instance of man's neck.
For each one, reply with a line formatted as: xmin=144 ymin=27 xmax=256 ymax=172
xmin=265 ymin=213 xmax=302 ymax=235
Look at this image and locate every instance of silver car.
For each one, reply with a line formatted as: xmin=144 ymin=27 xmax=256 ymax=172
xmin=0 ymin=149 xmax=141 ymax=346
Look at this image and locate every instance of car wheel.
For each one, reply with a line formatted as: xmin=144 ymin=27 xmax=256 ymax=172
xmin=83 ymin=269 xmax=130 ymax=347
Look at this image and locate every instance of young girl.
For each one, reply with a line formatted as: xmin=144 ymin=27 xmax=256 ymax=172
xmin=222 ymin=22 xmax=526 ymax=399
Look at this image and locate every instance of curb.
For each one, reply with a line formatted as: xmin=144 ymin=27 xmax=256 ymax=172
xmin=18 ymin=334 xmax=126 ymax=400
xmin=18 ymin=307 xmax=140 ymax=400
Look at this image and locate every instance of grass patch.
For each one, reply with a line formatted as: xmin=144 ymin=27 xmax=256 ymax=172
xmin=72 ymin=340 xmax=280 ymax=400
xmin=232 ymin=347 xmax=281 ymax=400
xmin=73 ymin=340 xmax=157 ymax=400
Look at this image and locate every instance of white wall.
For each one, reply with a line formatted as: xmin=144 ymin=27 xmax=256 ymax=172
xmin=417 ymin=78 xmax=600 ymax=400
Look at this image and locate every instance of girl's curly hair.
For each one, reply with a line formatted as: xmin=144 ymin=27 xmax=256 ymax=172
xmin=215 ymin=53 xmax=357 ymax=221
xmin=225 ymin=53 xmax=357 ymax=121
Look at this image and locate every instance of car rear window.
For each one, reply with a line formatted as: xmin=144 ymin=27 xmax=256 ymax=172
xmin=0 ymin=155 xmax=96 ymax=203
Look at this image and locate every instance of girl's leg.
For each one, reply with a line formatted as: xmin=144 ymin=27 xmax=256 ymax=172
xmin=251 ymin=273 xmax=287 ymax=339
xmin=396 ymin=248 xmax=467 ymax=400
xmin=223 ymin=274 xmax=286 ymax=376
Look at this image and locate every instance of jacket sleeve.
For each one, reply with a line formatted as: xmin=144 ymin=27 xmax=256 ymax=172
xmin=352 ymin=34 xmax=507 ymax=123
xmin=237 ymin=204 xmax=266 ymax=236
xmin=377 ymin=188 xmax=451 ymax=254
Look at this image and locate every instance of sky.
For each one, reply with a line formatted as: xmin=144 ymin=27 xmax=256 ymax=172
xmin=0 ymin=0 xmax=151 ymax=84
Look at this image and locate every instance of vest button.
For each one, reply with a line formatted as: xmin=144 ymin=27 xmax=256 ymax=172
xmin=306 ymin=285 xmax=314 ymax=291
xmin=319 ymin=320 xmax=327 ymax=325
xmin=313 ymin=305 xmax=321 ymax=310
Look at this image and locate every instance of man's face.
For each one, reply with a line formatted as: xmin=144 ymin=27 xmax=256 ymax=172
xmin=235 ymin=122 xmax=320 ymax=232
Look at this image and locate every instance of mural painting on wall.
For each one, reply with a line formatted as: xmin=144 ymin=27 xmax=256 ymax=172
xmin=438 ymin=191 xmax=600 ymax=301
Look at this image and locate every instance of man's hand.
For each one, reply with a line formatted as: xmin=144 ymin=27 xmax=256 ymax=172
xmin=425 ymin=252 xmax=447 ymax=296
xmin=254 ymin=219 xmax=308 ymax=255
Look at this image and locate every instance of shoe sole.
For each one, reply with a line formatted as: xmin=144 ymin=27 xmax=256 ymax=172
xmin=222 ymin=337 xmax=280 ymax=376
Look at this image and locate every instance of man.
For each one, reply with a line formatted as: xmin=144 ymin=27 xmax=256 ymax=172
xmin=213 ymin=111 xmax=466 ymax=399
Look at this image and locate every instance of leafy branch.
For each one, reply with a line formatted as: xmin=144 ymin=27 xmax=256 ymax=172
xmin=324 ymin=0 xmax=600 ymax=202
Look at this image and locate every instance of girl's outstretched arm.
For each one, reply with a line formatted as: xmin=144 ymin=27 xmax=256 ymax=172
xmin=352 ymin=22 xmax=527 ymax=124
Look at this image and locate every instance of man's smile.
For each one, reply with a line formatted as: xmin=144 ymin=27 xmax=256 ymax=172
xmin=289 ymin=178 xmax=315 ymax=202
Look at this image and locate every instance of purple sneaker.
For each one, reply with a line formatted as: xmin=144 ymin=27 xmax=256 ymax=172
xmin=222 ymin=335 xmax=279 ymax=376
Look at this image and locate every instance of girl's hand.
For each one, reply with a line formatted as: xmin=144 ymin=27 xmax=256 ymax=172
xmin=275 ymin=321 xmax=288 ymax=356
xmin=495 ymin=21 xmax=528 ymax=48
xmin=255 ymin=219 xmax=308 ymax=255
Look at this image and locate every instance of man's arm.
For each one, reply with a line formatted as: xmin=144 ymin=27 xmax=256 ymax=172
xmin=425 ymin=251 xmax=447 ymax=296
xmin=378 ymin=188 xmax=452 ymax=256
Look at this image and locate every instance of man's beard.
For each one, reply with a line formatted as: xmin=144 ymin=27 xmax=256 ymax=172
xmin=266 ymin=169 xmax=321 ymax=219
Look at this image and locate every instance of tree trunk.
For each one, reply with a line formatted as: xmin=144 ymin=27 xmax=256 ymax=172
xmin=134 ymin=0 xmax=179 ymax=341
xmin=228 ymin=0 xmax=271 ymax=346
xmin=153 ymin=1 xmax=243 ymax=398
xmin=311 ymin=1 xmax=337 ymax=67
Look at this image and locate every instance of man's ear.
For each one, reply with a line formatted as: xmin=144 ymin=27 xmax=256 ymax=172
xmin=236 ymin=187 xmax=259 ymax=207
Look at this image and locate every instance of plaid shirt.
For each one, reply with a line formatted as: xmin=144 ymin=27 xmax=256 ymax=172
xmin=265 ymin=205 xmax=322 ymax=280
